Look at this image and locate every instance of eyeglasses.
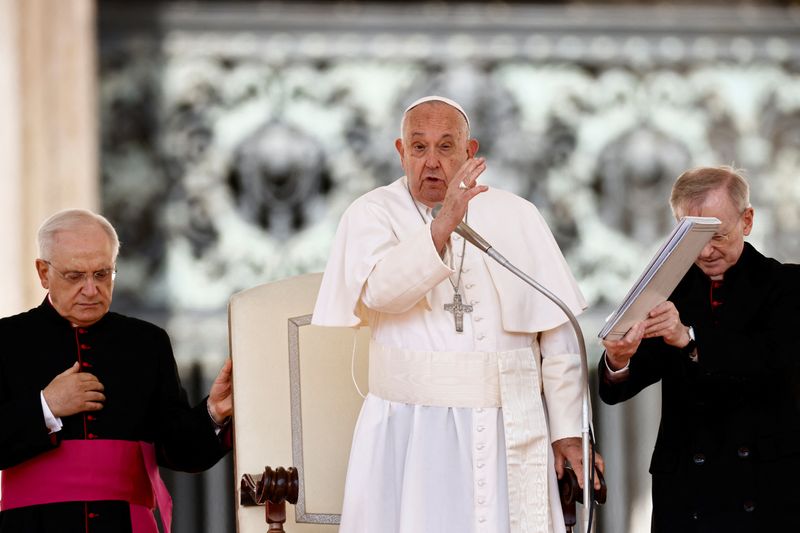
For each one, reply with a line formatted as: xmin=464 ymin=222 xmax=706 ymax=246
xmin=710 ymin=228 xmax=736 ymax=244
xmin=709 ymin=210 xmax=746 ymax=245
xmin=43 ymin=260 xmax=117 ymax=284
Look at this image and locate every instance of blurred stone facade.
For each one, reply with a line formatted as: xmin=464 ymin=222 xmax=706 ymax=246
xmin=100 ymin=3 xmax=800 ymax=318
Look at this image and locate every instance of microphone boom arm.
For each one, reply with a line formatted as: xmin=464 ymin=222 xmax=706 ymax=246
xmin=453 ymin=222 xmax=594 ymax=531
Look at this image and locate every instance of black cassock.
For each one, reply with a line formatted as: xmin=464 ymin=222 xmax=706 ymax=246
xmin=599 ymin=243 xmax=800 ymax=533
xmin=0 ymin=298 xmax=230 ymax=533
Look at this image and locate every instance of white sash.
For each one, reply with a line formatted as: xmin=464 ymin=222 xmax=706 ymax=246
xmin=369 ymin=341 xmax=553 ymax=533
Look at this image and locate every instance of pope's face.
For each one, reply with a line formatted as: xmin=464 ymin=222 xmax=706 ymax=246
xmin=36 ymin=224 xmax=116 ymax=327
xmin=395 ymin=102 xmax=478 ymax=207
xmin=675 ymin=187 xmax=753 ymax=279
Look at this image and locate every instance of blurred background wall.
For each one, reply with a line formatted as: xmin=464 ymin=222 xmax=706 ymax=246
xmin=3 ymin=1 xmax=800 ymax=532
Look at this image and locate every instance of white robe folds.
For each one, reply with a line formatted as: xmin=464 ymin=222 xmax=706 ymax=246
xmin=312 ymin=177 xmax=587 ymax=533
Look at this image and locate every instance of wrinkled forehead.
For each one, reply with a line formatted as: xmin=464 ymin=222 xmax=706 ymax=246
xmin=400 ymin=103 xmax=469 ymax=142
xmin=676 ymin=187 xmax=740 ymax=217
xmin=403 ymin=96 xmax=470 ymax=127
xmin=50 ymin=225 xmax=115 ymax=260
xmin=401 ymin=96 xmax=470 ymax=137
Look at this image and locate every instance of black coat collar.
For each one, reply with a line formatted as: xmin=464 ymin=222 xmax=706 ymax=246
xmin=678 ymin=242 xmax=776 ymax=330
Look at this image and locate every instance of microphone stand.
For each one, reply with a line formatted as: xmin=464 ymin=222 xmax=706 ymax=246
xmin=454 ymin=222 xmax=594 ymax=533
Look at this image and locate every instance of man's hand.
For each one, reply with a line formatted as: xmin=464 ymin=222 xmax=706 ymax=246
xmin=601 ymin=321 xmax=646 ymax=370
xmin=43 ymin=361 xmax=105 ymax=417
xmin=430 ymin=157 xmax=488 ymax=253
xmin=602 ymin=301 xmax=690 ymax=369
xmin=642 ymin=301 xmax=690 ymax=348
xmin=552 ymin=437 xmax=605 ymax=491
xmin=207 ymin=358 xmax=233 ymax=424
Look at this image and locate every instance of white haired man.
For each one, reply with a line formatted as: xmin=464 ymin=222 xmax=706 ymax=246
xmin=313 ymin=96 xmax=603 ymax=533
xmin=0 ymin=208 xmax=233 ymax=533
xmin=600 ymin=166 xmax=800 ymax=531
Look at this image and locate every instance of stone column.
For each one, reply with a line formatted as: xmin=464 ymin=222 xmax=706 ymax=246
xmin=0 ymin=0 xmax=99 ymax=315
xmin=0 ymin=0 xmax=24 ymax=317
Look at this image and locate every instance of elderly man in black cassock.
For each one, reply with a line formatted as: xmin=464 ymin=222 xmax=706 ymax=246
xmin=599 ymin=166 xmax=800 ymax=532
xmin=0 ymin=208 xmax=233 ymax=533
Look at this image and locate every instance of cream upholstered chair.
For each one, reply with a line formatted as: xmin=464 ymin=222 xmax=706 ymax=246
xmin=229 ymin=272 xmax=370 ymax=532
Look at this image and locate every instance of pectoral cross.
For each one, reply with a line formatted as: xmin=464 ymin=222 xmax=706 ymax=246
xmin=444 ymin=292 xmax=473 ymax=332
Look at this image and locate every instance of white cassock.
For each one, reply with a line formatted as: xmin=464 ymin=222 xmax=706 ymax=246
xmin=312 ymin=177 xmax=587 ymax=533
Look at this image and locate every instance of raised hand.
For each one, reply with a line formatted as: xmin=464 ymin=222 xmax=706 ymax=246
xmin=43 ymin=361 xmax=105 ymax=417
xmin=430 ymin=156 xmax=488 ymax=253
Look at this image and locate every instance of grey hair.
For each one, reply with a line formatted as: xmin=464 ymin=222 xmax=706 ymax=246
xmin=670 ymin=165 xmax=751 ymax=217
xmin=37 ymin=208 xmax=120 ymax=261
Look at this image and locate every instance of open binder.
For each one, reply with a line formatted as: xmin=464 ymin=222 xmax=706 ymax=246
xmin=599 ymin=216 xmax=721 ymax=340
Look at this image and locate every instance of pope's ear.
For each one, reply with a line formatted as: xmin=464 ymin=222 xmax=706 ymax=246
xmin=395 ymin=138 xmax=404 ymax=158
xmin=467 ymin=138 xmax=479 ymax=158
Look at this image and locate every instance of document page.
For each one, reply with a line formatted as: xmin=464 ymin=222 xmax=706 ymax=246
xmin=599 ymin=216 xmax=720 ymax=340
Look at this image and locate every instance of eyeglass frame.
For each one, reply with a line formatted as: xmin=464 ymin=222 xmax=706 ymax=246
xmin=708 ymin=208 xmax=749 ymax=245
xmin=41 ymin=260 xmax=117 ymax=284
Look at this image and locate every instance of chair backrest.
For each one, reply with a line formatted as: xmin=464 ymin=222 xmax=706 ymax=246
xmin=229 ymin=272 xmax=370 ymax=532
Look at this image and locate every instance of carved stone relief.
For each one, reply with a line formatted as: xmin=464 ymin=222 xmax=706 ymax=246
xmin=98 ymin=1 xmax=800 ymax=339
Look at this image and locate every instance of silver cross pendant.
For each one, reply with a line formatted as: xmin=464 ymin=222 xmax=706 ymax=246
xmin=444 ymin=292 xmax=473 ymax=332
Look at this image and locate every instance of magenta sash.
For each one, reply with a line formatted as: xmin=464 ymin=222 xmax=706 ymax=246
xmin=0 ymin=440 xmax=172 ymax=533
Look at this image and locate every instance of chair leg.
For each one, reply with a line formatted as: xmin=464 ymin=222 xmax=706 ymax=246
xmin=266 ymin=500 xmax=287 ymax=532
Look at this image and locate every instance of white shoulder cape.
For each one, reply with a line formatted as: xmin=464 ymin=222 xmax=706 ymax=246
xmin=313 ymin=177 xmax=586 ymax=333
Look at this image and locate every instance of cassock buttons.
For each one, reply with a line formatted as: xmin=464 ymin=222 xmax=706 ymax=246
xmin=81 ymin=362 xmax=92 ymax=368
xmin=88 ymin=433 xmax=97 ymax=439
xmin=78 ymin=328 xmax=87 ymax=334
xmin=80 ymin=344 xmax=91 ymax=350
